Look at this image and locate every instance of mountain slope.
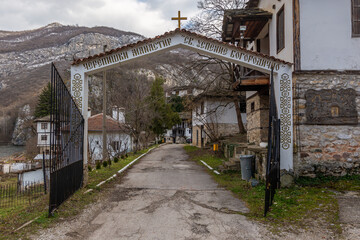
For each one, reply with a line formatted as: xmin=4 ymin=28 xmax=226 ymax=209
xmin=0 ymin=23 xmax=144 ymax=142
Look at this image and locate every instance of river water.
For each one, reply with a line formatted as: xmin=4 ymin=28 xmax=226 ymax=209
xmin=0 ymin=144 xmax=25 ymax=158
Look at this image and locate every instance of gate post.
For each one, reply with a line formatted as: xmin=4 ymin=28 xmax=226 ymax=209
xmin=274 ymin=67 xmax=294 ymax=171
xmin=70 ymin=66 xmax=89 ymax=184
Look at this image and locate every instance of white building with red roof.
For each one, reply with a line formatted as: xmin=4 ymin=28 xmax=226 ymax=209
xmin=88 ymin=108 xmax=133 ymax=162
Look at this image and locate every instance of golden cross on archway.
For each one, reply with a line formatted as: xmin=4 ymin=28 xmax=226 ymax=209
xmin=171 ymin=11 xmax=187 ymax=29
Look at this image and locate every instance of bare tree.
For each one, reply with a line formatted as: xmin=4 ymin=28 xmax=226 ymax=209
xmin=25 ymin=136 xmax=38 ymax=160
xmin=106 ymin=135 xmax=130 ymax=159
xmin=180 ymin=0 xmax=249 ymax=134
xmin=162 ymin=51 xmax=247 ymax=134
xmin=191 ymin=95 xmax=244 ymax=143
xmin=107 ymin=68 xmax=154 ymax=152
xmin=187 ymin=0 xmax=248 ymax=39
xmin=88 ymin=134 xmax=130 ymax=163
xmin=88 ymin=136 xmax=98 ymax=164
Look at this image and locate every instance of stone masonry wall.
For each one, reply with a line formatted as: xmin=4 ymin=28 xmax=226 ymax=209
xmin=216 ymin=123 xmax=239 ymax=138
xmin=295 ymin=72 xmax=360 ymax=177
xmin=246 ymin=92 xmax=269 ymax=144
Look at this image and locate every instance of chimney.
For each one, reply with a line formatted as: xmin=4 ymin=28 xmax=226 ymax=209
xmin=112 ymin=106 xmax=125 ymax=123
xmin=88 ymin=108 xmax=92 ymax=118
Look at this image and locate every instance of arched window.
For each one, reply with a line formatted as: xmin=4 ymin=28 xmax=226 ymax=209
xmin=331 ymin=106 xmax=339 ymax=117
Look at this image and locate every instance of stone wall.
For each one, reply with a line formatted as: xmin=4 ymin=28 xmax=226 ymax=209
xmin=216 ymin=123 xmax=239 ymax=138
xmin=192 ymin=123 xmax=239 ymax=148
xmin=221 ymin=141 xmax=267 ymax=180
xmin=295 ymin=72 xmax=360 ymax=177
xmin=246 ymin=92 xmax=269 ymax=144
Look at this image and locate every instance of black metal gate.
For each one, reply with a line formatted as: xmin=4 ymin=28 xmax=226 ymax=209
xmin=264 ymin=68 xmax=281 ymax=216
xmin=49 ymin=63 xmax=84 ymax=214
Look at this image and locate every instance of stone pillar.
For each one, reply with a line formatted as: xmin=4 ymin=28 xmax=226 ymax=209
xmin=246 ymin=89 xmax=269 ymax=145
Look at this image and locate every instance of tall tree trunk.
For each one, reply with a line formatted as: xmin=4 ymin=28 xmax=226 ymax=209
xmin=234 ymin=97 xmax=246 ymax=134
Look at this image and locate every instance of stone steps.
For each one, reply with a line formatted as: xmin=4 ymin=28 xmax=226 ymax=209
xmin=222 ymin=158 xmax=241 ymax=171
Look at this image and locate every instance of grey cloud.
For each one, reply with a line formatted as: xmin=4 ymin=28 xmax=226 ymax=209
xmin=0 ymin=0 xmax=198 ymax=36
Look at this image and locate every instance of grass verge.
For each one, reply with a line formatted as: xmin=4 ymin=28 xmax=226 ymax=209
xmin=0 ymin=145 xmax=158 ymax=240
xmin=184 ymin=145 xmax=353 ymax=235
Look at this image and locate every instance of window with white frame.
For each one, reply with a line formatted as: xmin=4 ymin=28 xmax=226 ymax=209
xmin=41 ymin=135 xmax=47 ymax=141
xmin=41 ymin=123 xmax=48 ymax=130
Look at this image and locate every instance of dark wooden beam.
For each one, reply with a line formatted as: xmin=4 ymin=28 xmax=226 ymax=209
xmin=232 ymin=77 xmax=270 ymax=91
xmin=293 ymin=0 xmax=301 ymax=71
xmin=239 ymin=78 xmax=269 ymax=86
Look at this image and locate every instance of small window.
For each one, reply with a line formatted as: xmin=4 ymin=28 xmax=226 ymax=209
xmin=331 ymin=106 xmax=339 ymax=117
xmin=352 ymin=0 xmax=360 ymax=37
xmin=41 ymin=123 xmax=47 ymax=129
xmin=251 ymin=102 xmax=255 ymax=112
xmin=96 ymin=141 xmax=99 ymax=145
xmin=200 ymin=102 xmax=204 ymax=114
xmin=277 ymin=5 xmax=285 ymax=52
xmin=41 ymin=135 xmax=47 ymax=141
xmin=112 ymin=141 xmax=120 ymax=151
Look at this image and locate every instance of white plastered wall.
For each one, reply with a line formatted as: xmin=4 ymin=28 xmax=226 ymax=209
xmin=300 ymin=0 xmax=360 ymax=70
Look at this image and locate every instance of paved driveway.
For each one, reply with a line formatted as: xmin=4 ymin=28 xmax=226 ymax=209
xmin=35 ymin=144 xmax=264 ymax=240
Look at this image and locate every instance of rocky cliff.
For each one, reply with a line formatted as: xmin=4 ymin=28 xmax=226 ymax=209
xmin=11 ymin=105 xmax=33 ymax=146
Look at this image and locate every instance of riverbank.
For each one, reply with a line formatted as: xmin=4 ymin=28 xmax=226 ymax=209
xmin=0 ymin=144 xmax=25 ymax=160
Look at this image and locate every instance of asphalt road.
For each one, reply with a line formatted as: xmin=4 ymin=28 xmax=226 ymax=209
xmin=35 ymin=144 xmax=265 ymax=240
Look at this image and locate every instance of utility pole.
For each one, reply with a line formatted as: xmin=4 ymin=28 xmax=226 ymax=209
xmin=102 ymin=45 xmax=108 ymax=162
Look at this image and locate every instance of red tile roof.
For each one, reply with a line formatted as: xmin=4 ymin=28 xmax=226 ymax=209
xmin=88 ymin=113 xmax=128 ymax=132
xmin=34 ymin=115 xmax=50 ymax=122
xmin=72 ymin=28 xmax=291 ymax=66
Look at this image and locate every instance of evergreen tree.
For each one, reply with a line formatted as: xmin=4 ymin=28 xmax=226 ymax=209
xmin=148 ymin=77 xmax=180 ymax=136
xmin=169 ymin=95 xmax=185 ymax=113
xmin=34 ymin=82 xmax=52 ymax=118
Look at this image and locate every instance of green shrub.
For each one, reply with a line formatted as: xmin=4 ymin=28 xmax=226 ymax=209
xmin=108 ymin=159 xmax=112 ymax=166
xmin=121 ymin=155 xmax=125 ymax=159
xmin=114 ymin=157 xmax=119 ymax=163
xmin=88 ymin=165 xmax=92 ymax=172
xmin=102 ymin=161 xmax=108 ymax=168
xmin=96 ymin=162 xmax=101 ymax=169
xmin=125 ymin=153 xmax=128 ymax=158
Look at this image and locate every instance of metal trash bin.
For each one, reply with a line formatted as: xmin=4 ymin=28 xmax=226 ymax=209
xmin=240 ymin=155 xmax=254 ymax=181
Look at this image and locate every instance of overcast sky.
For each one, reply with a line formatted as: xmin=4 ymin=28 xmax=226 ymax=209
xmin=0 ymin=0 xmax=200 ymax=37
